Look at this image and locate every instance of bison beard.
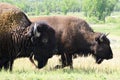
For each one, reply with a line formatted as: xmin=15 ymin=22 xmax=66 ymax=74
xmin=30 ymin=16 xmax=113 ymax=69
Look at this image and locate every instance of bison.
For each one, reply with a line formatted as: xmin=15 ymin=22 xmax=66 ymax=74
xmin=30 ymin=16 xmax=113 ymax=69
xmin=0 ymin=3 xmax=56 ymax=71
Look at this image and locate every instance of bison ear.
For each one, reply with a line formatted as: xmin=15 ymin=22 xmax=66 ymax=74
xmin=99 ymin=34 xmax=104 ymax=42
xmin=95 ymin=34 xmax=105 ymax=44
xmin=95 ymin=37 xmax=101 ymax=44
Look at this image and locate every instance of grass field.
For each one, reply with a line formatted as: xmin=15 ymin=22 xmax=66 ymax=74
xmin=1 ymin=16 xmax=120 ymax=80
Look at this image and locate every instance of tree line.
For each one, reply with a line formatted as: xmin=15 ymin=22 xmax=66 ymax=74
xmin=0 ymin=0 xmax=120 ymax=21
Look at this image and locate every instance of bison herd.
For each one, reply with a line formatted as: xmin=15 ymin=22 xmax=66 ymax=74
xmin=0 ymin=3 xmax=113 ymax=71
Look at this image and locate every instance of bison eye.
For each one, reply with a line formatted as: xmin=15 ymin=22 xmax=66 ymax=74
xmin=42 ymin=38 xmax=48 ymax=43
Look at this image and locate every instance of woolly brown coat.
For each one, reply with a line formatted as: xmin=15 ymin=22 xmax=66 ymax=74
xmin=30 ymin=16 xmax=113 ymax=68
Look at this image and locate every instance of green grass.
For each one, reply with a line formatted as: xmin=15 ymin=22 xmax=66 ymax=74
xmin=0 ymin=68 xmax=120 ymax=80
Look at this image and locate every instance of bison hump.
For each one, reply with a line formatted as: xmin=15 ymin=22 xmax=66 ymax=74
xmin=0 ymin=3 xmax=31 ymax=33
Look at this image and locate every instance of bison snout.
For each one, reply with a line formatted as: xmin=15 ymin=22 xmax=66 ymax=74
xmin=37 ymin=58 xmax=48 ymax=69
xmin=109 ymin=54 xmax=113 ymax=59
xmin=106 ymin=54 xmax=113 ymax=60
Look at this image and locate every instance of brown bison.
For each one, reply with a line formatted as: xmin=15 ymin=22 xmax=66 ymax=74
xmin=30 ymin=16 xmax=113 ymax=69
xmin=0 ymin=3 xmax=56 ymax=71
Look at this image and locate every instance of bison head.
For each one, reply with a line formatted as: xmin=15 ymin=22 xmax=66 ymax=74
xmin=28 ymin=21 xmax=56 ymax=68
xmin=92 ymin=33 xmax=113 ymax=64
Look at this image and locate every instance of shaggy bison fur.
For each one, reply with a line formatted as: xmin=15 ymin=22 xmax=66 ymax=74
xmin=30 ymin=16 xmax=113 ymax=69
xmin=0 ymin=3 xmax=56 ymax=71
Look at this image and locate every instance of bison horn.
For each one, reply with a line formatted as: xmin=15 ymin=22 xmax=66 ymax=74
xmin=99 ymin=34 xmax=105 ymax=42
xmin=34 ymin=23 xmax=41 ymax=37
xmin=105 ymin=33 xmax=109 ymax=36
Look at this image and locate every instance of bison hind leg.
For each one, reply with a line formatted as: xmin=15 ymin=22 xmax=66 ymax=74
xmin=0 ymin=58 xmax=9 ymax=71
xmin=3 ymin=59 xmax=14 ymax=71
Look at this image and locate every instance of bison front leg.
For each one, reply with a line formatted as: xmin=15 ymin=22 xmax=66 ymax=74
xmin=54 ymin=53 xmax=66 ymax=69
xmin=55 ymin=53 xmax=73 ymax=69
xmin=9 ymin=60 xmax=14 ymax=71
xmin=68 ymin=54 xmax=73 ymax=69
xmin=62 ymin=53 xmax=73 ymax=69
